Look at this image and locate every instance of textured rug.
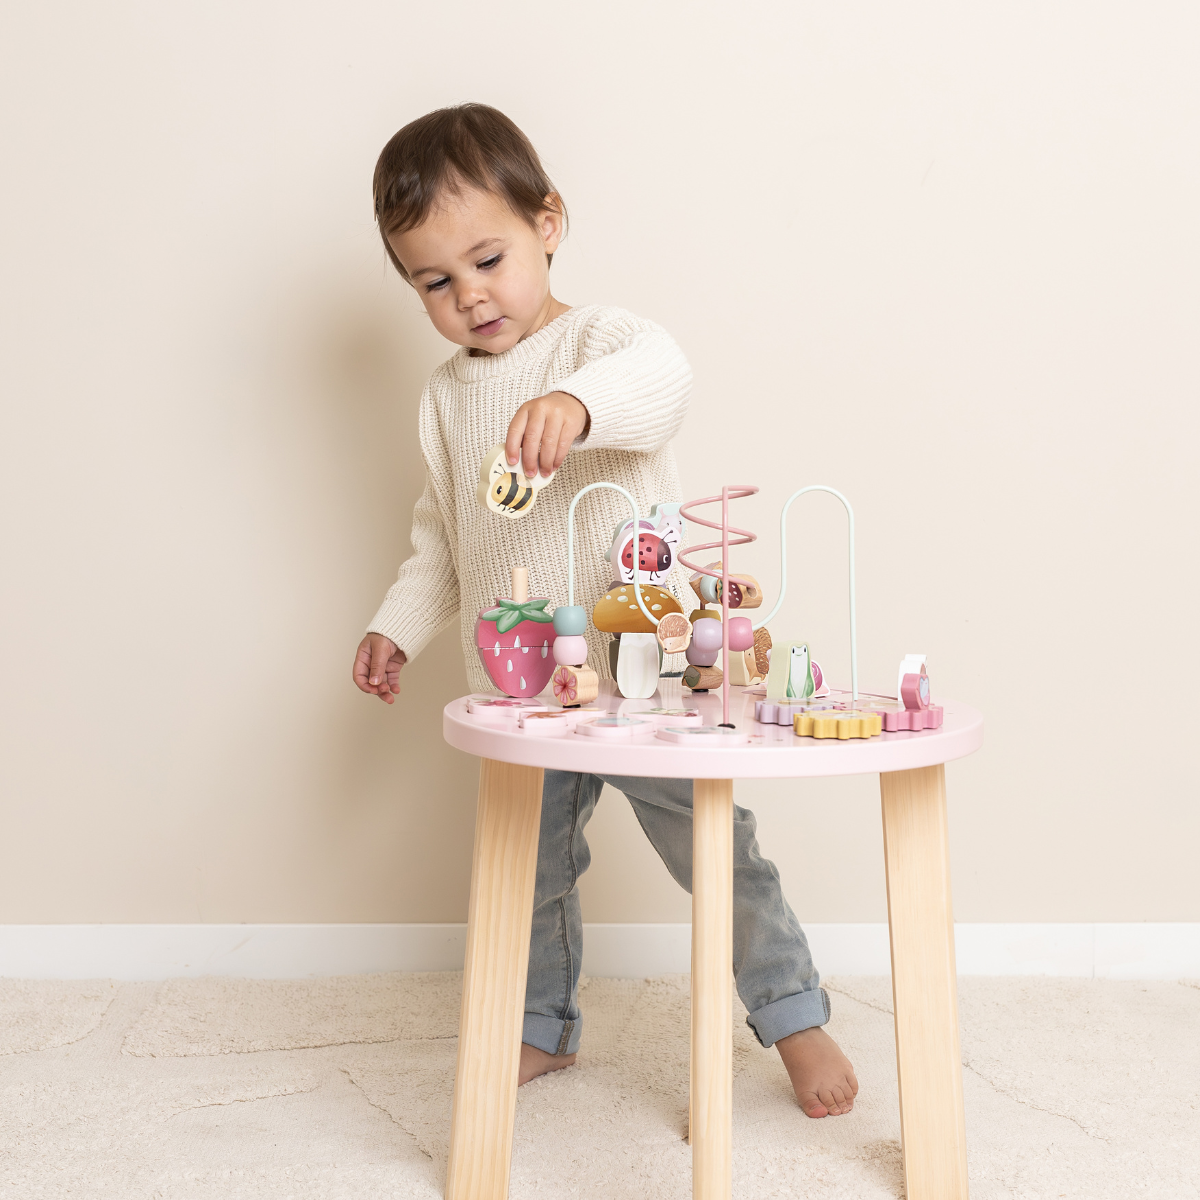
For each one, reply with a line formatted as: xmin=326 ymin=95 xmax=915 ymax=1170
xmin=1 ymin=973 xmax=1196 ymax=1198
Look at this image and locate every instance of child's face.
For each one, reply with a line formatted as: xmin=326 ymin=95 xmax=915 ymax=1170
xmin=388 ymin=186 xmax=563 ymax=355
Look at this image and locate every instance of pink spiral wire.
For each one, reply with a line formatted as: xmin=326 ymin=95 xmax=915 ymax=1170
xmin=678 ymin=485 xmax=759 ymax=726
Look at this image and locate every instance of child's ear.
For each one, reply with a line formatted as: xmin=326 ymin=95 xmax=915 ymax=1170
xmin=539 ymin=193 xmax=565 ymax=255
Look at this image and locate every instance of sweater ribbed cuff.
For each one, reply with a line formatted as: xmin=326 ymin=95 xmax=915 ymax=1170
xmin=366 ymin=597 xmax=457 ymax=662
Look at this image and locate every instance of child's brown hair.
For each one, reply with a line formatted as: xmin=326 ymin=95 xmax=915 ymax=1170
xmin=373 ymin=103 xmax=567 ymax=281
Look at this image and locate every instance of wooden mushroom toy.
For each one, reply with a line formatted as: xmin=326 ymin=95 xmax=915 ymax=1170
xmin=591 ymin=581 xmax=681 ymax=634
xmin=592 ymin=582 xmax=680 ymax=700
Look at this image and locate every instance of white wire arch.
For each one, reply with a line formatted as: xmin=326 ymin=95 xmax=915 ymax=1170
xmin=753 ymin=485 xmax=858 ymax=703
xmin=566 ymin=482 xmax=658 ymax=626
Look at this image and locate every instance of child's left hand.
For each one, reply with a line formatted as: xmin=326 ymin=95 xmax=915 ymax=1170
xmin=505 ymin=391 xmax=590 ymax=481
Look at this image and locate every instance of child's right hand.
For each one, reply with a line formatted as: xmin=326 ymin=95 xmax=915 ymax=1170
xmin=353 ymin=634 xmax=407 ymax=704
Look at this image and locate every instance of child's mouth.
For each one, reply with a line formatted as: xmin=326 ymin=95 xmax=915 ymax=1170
xmin=472 ymin=317 xmax=506 ymax=337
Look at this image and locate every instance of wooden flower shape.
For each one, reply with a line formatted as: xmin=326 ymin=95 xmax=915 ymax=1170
xmin=552 ymin=665 xmax=578 ymax=704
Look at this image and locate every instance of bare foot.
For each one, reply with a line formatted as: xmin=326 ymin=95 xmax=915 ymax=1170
xmin=518 ymin=1042 xmax=577 ymax=1085
xmin=775 ymin=1026 xmax=859 ymax=1117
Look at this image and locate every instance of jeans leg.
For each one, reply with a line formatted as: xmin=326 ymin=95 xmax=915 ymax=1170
xmin=522 ymin=770 xmax=604 ymax=1055
xmin=598 ymin=773 xmax=829 ymax=1048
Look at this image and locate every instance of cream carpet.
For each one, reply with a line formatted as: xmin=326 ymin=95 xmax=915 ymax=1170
xmin=1 ymin=973 xmax=1197 ymax=1198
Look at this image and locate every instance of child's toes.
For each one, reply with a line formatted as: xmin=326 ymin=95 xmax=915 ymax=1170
xmin=829 ymin=1083 xmax=853 ymax=1113
xmin=797 ymin=1090 xmax=829 ymax=1118
xmin=817 ymin=1085 xmax=840 ymax=1114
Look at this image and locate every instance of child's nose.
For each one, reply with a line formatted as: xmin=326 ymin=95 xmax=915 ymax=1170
xmin=457 ymin=283 xmax=488 ymax=310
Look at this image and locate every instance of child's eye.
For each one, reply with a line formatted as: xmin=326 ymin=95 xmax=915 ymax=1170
xmin=424 ymin=277 xmax=450 ymax=293
xmin=478 ymin=254 xmax=503 ymax=270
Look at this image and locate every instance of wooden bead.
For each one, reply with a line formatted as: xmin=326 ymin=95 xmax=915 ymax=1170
xmin=692 ymin=619 xmax=724 ymax=653
xmin=688 ymin=563 xmax=763 ymax=609
xmin=725 ymin=573 xmax=763 ymax=610
xmin=728 ymin=616 xmax=753 ymax=652
xmin=552 ymin=605 xmax=587 ymax=636
xmin=552 ymin=635 xmax=589 ymax=666
xmin=683 ymin=664 xmax=723 ymax=692
xmin=551 ymin=664 xmax=599 ymax=707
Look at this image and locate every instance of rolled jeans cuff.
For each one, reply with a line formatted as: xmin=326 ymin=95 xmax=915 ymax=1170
xmin=746 ymin=986 xmax=831 ymax=1048
xmin=523 ymin=1012 xmax=583 ymax=1056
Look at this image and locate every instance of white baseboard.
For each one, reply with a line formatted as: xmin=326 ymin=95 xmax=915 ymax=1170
xmin=0 ymin=923 xmax=1196 ymax=981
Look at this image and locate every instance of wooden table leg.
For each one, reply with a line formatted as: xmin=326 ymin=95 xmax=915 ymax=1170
xmin=880 ymin=764 xmax=970 ymax=1199
xmin=691 ymin=778 xmax=733 ymax=1200
xmin=445 ymin=759 xmax=544 ymax=1200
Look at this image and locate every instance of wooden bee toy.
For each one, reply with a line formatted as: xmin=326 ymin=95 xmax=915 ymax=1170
xmin=477 ymin=444 xmax=557 ymax=520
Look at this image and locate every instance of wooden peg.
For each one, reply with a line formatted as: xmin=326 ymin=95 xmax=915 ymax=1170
xmin=511 ymin=567 xmax=529 ymax=604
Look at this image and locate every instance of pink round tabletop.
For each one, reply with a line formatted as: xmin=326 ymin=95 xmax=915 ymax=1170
xmin=443 ymin=681 xmax=983 ymax=779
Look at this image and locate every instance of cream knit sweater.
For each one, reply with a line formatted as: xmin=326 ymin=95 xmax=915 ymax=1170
xmin=367 ymin=305 xmax=694 ymax=693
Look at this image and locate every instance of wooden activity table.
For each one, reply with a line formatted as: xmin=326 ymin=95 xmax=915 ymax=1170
xmin=441 ymin=681 xmax=983 ymax=1200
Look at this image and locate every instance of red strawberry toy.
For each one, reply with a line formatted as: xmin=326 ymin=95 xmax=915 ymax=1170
xmin=475 ymin=568 xmax=558 ymax=698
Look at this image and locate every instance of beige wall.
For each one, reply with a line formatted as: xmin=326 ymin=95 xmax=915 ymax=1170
xmin=1 ymin=3 xmax=1197 ymax=927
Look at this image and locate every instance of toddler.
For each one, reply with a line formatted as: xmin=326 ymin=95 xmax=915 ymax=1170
xmin=352 ymin=103 xmax=858 ymax=1118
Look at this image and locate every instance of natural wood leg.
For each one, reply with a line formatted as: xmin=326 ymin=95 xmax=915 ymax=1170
xmin=445 ymin=759 xmax=544 ymax=1200
xmin=880 ymin=764 xmax=970 ymax=1200
xmin=691 ymin=778 xmax=733 ymax=1200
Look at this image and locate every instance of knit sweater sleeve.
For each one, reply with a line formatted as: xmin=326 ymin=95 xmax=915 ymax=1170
xmin=365 ymin=388 xmax=460 ymax=659
xmin=557 ymin=309 xmax=692 ymax=453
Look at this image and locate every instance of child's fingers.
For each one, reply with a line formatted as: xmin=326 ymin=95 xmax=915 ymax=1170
xmin=552 ymin=421 xmax=575 ymax=470
xmin=352 ymin=642 xmax=374 ymax=692
xmin=538 ymin=414 xmax=563 ymax=476
xmin=368 ymin=640 xmax=394 ymax=688
xmin=521 ymin=413 xmax=546 ymax=480
xmin=505 ymin=407 xmax=529 ymax=467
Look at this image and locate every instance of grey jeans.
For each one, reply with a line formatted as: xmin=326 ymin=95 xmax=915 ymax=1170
xmin=523 ymin=770 xmax=830 ymax=1056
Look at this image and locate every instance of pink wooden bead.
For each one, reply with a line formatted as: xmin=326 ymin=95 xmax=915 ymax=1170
xmin=692 ymin=618 xmax=724 ymax=653
xmin=728 ymin=617 xmax=753 ymax=652
xmin=552 ymin=635 xmax=588 ymax=666
xmin=686 ymin=642 xmax=719 ymax=667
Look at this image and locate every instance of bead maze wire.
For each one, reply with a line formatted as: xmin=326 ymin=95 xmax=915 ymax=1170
xmin=678 ymin=485 xmax=759 ymax=726
xmin=566 ymin=482 xmax=658 ymax=625
xmin=571 ymin=481 xmax=860 ymax=716
xmin=754 ymin=485 xmax=859 ymax=703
